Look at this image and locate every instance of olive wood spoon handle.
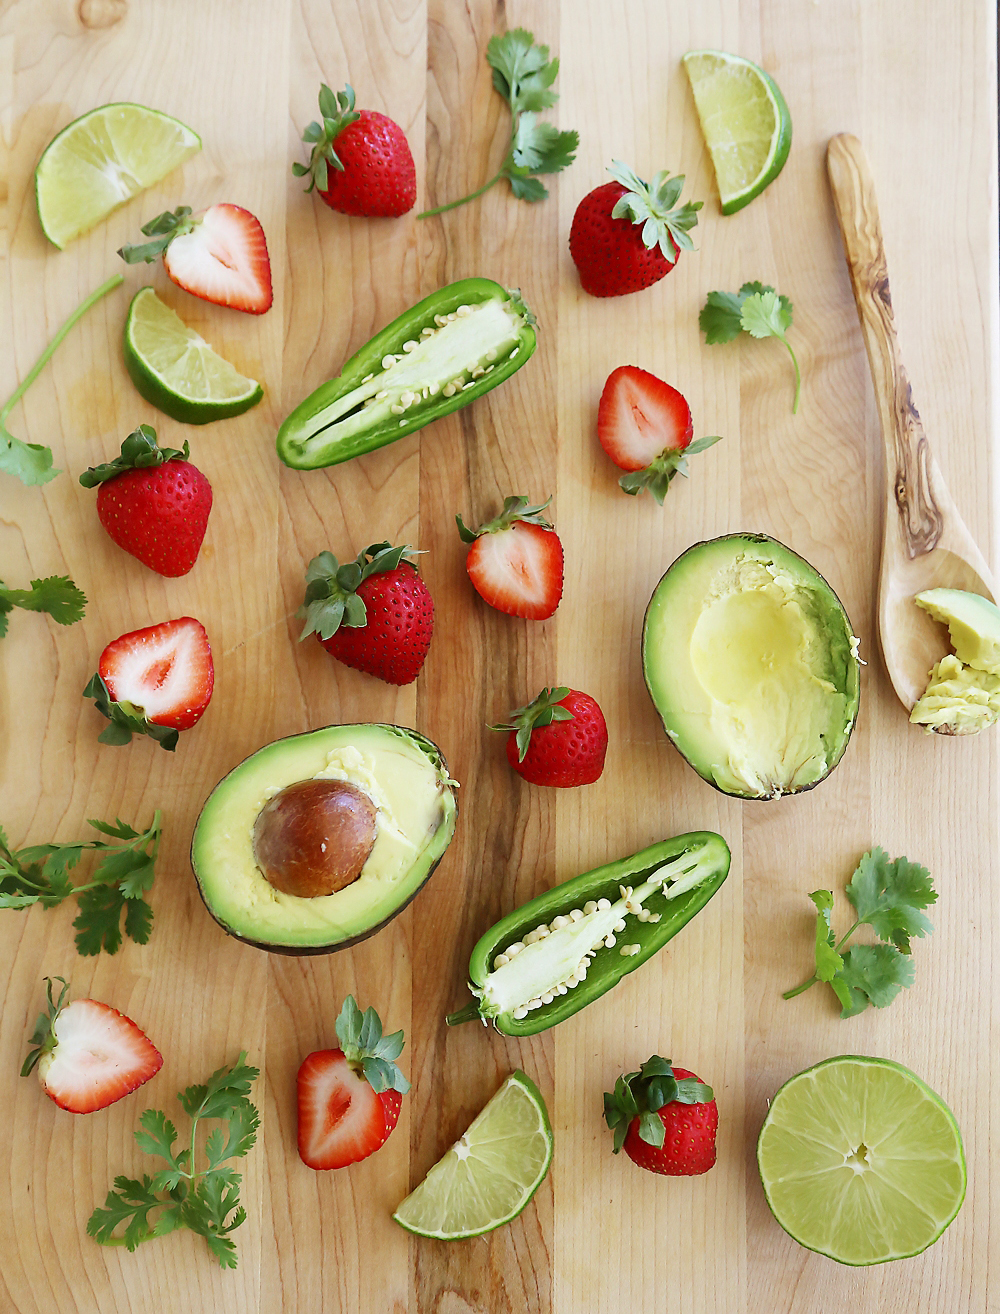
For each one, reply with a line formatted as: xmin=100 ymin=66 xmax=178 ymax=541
xmin=826 ymin=132 xmax=996 ymax=720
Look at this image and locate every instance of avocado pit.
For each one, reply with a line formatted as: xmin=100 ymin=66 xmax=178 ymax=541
xmin=252 ymin=778 xmax=377 ymax=898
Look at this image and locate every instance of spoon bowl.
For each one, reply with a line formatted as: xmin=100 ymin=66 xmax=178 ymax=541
xmin=826 ymin=133 xmax=996 ymax=728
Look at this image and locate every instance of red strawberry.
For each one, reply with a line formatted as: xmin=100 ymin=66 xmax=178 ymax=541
xmin=597 ymin=367 xmax=722 ymax=504
xmin=604 ymin=1056 xmax=717 ymax=1176
xmin=297 ymin=995 xmax=409 ymax=1170
xmin=298 ymin=542 xmax=433 ymax=686
xmin=457 ymin=495 xmax=564 ymax=620
xmin=84 ymin=616 xmax=214 ymax=750
xmin=118 ymin=203 xmax=273 ymax=314
xmin=80 ymin=424 xmax=213 ymax=576
xmin=294 ymin=83 xmax=415 ymax=218
xmin=493 ymin=686 xmax=608 ymax=787
xmin=569 ymin=162 xmax=702 ymax=298
xmin=21 ymin=977 xmax=162 ymax=1114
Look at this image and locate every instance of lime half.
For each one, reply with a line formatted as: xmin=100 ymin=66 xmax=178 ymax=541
xmin=393 ymin=1071 xmax=552 ymax=1240
xmin=123 ymin=288 xmax=263 ymax=425
xmin=35 ymin=103 xmax=200 ymax=249
xmin=682 ymin=50 xmax=791 ymax=215
xmin=757 ymin=1055 xmax=966 ymax=1265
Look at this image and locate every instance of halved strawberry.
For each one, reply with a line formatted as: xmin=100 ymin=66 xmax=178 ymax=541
xmin=118 ymin=204 xmax=273 ymax=314
xmin=22 ymin=977 xmax=162 ymax=1114
xmin=597 ymin=366 xmax=722 ymax=504
xmin=297 ymin=996 xmax=409 ymax=1171
xmin=457 ymin=495 xmax=564 ymax=620
xmin=84 ymin=616 xmax=214 ymax=751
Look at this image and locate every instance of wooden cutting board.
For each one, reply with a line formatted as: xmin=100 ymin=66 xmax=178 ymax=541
xmin=1 ymin=2 xmax=996 ymax=1311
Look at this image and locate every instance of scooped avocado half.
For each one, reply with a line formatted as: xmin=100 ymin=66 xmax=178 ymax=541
xmin=642 ymin=534 xmax=861 ymax=799
xmin=191 ymin=723 xmax=458 ymax=954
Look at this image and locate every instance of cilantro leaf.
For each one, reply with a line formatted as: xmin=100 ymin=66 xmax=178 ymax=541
xmin=784 ymin=849 xmax=934 ymax=1017
xmin=89 ymin=1054 xmax=259 ymax=1269
xmin=700 ymin=281 xmax=801 ymax=412
xmin=419 ymin=28 xmax=576 ymax=217
xmin=0 ymin=812 xmax=162 ymax=957
xmin=845 ymin=847 xmax=936 ymax=952
xmin=0 ymin=576 xmax=86 ymax=637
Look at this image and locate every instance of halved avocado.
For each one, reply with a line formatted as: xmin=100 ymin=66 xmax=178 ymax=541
xmin=190 ymin=723 xmax=458 ymax=954
xmin=642 ymin=534 xmax=861 ymax=798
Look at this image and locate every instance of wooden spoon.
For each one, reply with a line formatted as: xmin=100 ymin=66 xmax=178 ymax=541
xmin=826 ymin=132 xmax=997 ymax=730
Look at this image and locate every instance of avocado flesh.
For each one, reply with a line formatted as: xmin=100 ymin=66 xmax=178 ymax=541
xmin=643 ymin=536 xmax=861 ymax=798
xmin=910 ymin=654 xmax=1000 ymax=734
xmin=191 ymin=724 xmax=457 ymax=951
xmin=915 ymin=588 xmax=1000 ymax=673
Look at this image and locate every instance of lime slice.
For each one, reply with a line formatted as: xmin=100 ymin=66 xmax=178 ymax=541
xmin=35 ymin=103 xmax=200 ymax=249
xmin=682 ymin=50 xmax=792 ymax=215
xmin=393 ymin=1071 xmax=552 ymax=1240
xmin=123 ymin=287 xmax=263 ymax=425
xmin=757 ymin=1055 xmax=966 ymax=1265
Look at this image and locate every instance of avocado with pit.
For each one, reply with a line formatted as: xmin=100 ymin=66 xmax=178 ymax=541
xmin=642 ymin=534 xmax=861 ymax=799
xmin=190 ymin=723 xmax=458 ymax=954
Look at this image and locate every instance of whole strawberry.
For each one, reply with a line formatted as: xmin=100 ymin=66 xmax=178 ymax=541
xmin=493 ymin=686 xmax=607 ymax=787
xmin=298 ymin=542 xmax=433 ymax=685
xmin=79 ymin=425 xmax=212 ymax=577
xmin=604 ymin=1056 xmax=717 ymax=1176
xmin=569 ymin=161 xmax=702 ymax=298
xmin=294 ymin=83 xmax=416 ymax=218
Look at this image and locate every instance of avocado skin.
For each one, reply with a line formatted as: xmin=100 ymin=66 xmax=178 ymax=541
xmin=190 ymin=723 xmax=458 ymax=954
xmin=642 ymin=533 xmax=861 ymax=800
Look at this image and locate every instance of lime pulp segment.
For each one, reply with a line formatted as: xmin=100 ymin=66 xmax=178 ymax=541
xmin=123 ymin=288 xmax=262 ymax=425
xmin=35 ymin=103 xmax=200 ymax=249
xmin=757 ymin=1055 xmax=966 ymax=1265
xmin=682 ymin=51 xmax=791 ymax=215
xmin=392 ymin=1071 xmax=553 ymax=1240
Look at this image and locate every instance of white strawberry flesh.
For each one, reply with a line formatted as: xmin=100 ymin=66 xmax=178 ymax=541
xmin=164 ymin=203 xmax=273 ymax=314
xmin=38 ymin=999 xmax=162 ymax=1114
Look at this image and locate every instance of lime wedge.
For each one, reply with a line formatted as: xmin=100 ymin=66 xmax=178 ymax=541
xmin=35 ymin=103 xmax=200 ymax=249
xmin=123 ymin=287 xmax=263 ymax=425
xmin=393 ymin=1071 xmax=552 ymax=1240
xmin=757 ymin=1055 xmax=966 ymax=1265
xmin=682 ymin=50 xmax=791 ymax=215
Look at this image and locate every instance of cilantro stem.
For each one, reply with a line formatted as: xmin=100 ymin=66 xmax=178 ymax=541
xmin=0 ymin=273 xmax=124 ymax=433
xmin=781 ymin=335 xmax=801 ymax=414
xmin=781 ymin=919 xmax=862 ymax=998
xmin=417 ymin=126 xmax=517 ymax=219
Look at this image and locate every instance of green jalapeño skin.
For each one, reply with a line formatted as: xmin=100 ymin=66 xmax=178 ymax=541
xmin=276 ymin=278 xmax=536 ymax=470
xmin=446 ymin=832 xmax=730 ymax=1037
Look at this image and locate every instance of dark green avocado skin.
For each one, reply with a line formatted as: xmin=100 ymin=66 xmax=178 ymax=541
xmin=189 ymin=723 xmax=458 ymax=955
xmin=641 ymin=533 xmax=862 ymax=800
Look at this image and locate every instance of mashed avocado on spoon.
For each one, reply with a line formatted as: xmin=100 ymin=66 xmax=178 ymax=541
xmin=910 ymin=589 xmax=1000 ymax=734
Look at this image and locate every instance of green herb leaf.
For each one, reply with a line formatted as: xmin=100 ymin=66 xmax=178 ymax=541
xmin=0 ymin=812 xmax=161 ymax=958
xmin=89 ymin=1054 xmax=259 ymax=1269
xmin=809 ymin=889 xmax=844 ymax=982
xmin=700 ymin=282 xmax=801 ymax=411
xmin=0 ymin=576 xmax=86 ymax=636
xmin=845 ymin=847 xmax=936 ymax=953
xmin=836 ymin=944 xmax=915 ymax=1015
xmin=419 ymin=28 xmax=576 ymax=218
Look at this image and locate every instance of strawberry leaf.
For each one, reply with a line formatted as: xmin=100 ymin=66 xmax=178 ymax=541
xmin=491 ymin=686 xmax=573 ymax=762
xmin=79 ymin=424 xmax=188 ymax=487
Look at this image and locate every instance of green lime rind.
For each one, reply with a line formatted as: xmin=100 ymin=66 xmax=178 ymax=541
xmin=35 ymin=102 xmax=200 ymax=249
xmin=757 ymin=1054 xmax=966 ymax=1266
xmin=682 ymin=50 xmax=792 ymax=216
xmin=392 ymin=1070 xmax=553 ymax=1240
xmin=123 ymin=287 xmax=263 ymax=425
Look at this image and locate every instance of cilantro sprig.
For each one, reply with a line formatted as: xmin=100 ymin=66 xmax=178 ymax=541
xmin=783 ymin=848 xmax=936 ymax=1018
xmin=0 ymin=575 xmax=86 ymax=639
xmin=699 ymin=281 xmax=802 ymax=413
xmin=0 ymin=813 xmax=162 ymax=956
xmin=1 ymin=273 xmax=123 ymax=485
xmin=87 ymin=1054 xmax=259 ymax=1269
xmin=418 ymin=28 xmax=578 ymax=217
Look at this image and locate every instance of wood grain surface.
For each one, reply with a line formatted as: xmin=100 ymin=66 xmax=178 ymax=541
xmin=0 ymin=2 xmax=997 ymax=1312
